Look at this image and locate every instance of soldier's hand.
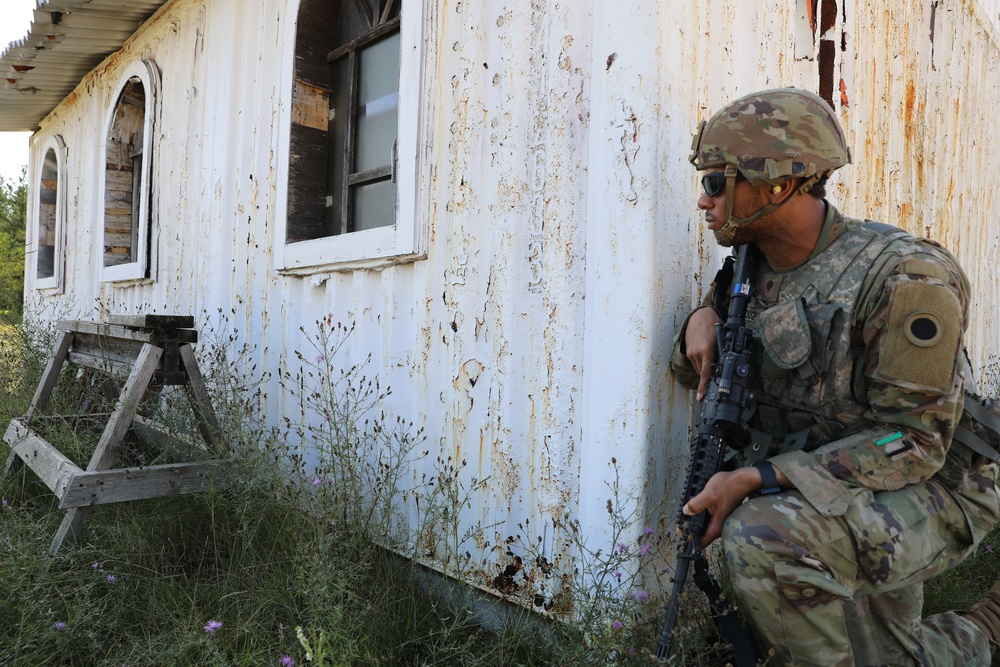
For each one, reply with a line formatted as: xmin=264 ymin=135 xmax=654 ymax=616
xmin=682 ymin=467 xmax=765 ymax=548
xmin=684 ymin=307 xmax=723 ymax=400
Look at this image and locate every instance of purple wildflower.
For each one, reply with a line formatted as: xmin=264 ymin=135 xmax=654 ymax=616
xmin=615 ymin=542 xmax=627 ymax=554
xmin=611 ymin=620 xmax=624 ymax=630
xmin=107 ymin=574 xmax=117 ymax=583
xmin=54 ymin=621 xmax=67 ymax=630
xmin=312 ymin=478 xmax=322 ymax=487
xmin=987 ymin=545 xmax=995 ymax=554
xmin=2 ymin=498 xmax=8 ymax=507
xmin=639 ymin=542 xmax=651 ymax=556
xmin=91 ymin=561 xmax=102 ymax=570
xmin=629 ymin=590 xmax=649 ymax=602
xmin=613 ymin=569 xmax=623 ymax=582
xmin=204 ymin=619 xmax=223 ymax=634
xmin=644 ymin=526 xmax=654 ymax=536
xmin=280 ymin=656 xmax=295 ymax=667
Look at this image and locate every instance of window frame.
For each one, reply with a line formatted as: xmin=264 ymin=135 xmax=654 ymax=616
xmin=275 ymin=0 xmax=428 ymax=274
xmin=99 ymin=60 xmax=159 ymax=283
xmin=327 ymin=15 xmax=401 ymax=235
xmin=32 ymin=134 xmax=67 ymax=293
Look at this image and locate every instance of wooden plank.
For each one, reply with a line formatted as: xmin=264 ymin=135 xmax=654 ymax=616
xmin=67 ymin=350 xmax=132 ymax=379
xmin=103 ymin=211 xmax=134 ymax=226
xmin=88 ymin=343 xmax=162 ymax=473
xmin=104 ymin=170 xmax=133 ymax=189
xmin=70 ymin=333 xmax=187 ymax=375
xmin=292 ymin=79 xmax=330 ymax=132
xmin=103 ymin=251 xmax=131 ymax=266
xmin=106 ymin=314 xmax=195 ymax=329
xmin=25 ymin=331 xmax=74 ymax=421
xmin=58 ymin=460 xmax=231 ymax=509
xmin=286 ymin=123 xmax=330 ymax=240
xmin=104 ymin=191 xmax=133 ymax=205
xmin=3 ymin=419 xmax=83 ymax=498
xmin=68 ymin=351 xmax=187 ymax=385
xmin=179 ymin=344 xmax=224 ymax=451
xmin=104 ymin=233 xmax=133 ymax=248
xmin=71 ymin=333 xmax=145 ymax=364
xmin=57 ymin=321 xmax=198 ymax=344
xmin=293 ymin=0 xmax=338 ymax=87
xmin=50 ymin=343 xmax=163 ymax=555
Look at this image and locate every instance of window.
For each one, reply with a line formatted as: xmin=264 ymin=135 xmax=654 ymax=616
xmin=328 ymin=15 xmax=400 ymax=234
xmin=100 ymin=60 xmax=158 ymax=282
xmin=33 ymin=135 xmax=66 ymax=291
xmin=280 ymin=0 xmax=425 ymax=272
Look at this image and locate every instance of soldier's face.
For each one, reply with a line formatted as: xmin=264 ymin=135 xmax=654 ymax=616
xmin=697 ymin=167 xmax=771 ymax=245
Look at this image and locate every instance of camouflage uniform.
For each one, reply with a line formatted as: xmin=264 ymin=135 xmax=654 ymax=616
xmin=671 ymin=203 xmax=1000 ymax=666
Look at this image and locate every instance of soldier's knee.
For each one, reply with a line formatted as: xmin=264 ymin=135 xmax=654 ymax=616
xmin=721 ymin=505 xmax=775 ymax=581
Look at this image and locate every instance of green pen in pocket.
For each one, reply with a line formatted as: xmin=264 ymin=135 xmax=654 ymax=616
xmin=875 ymin=431 xmax=904 ymax=447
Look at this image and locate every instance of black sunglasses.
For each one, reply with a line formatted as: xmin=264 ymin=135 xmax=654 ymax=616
xmin=701 ymin=171 xmax=744 ymax=197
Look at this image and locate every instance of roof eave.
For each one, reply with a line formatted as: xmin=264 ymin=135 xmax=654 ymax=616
xmin=0 ymin=0 xmax=172 ymax=132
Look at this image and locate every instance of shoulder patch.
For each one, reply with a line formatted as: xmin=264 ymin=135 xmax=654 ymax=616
xmin=871 ymin=278 xmax=962 ymax=393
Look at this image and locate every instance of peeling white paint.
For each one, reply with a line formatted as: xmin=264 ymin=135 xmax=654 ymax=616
xmin=17 ymin=0 xmax=1000 ymax=613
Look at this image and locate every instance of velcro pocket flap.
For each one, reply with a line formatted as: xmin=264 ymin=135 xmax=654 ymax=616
xmin=757 ymin=297 xmax=811 ymax=370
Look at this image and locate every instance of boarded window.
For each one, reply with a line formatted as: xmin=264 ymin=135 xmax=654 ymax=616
xmin=288 ymin=0 xmax=401 ymax=242
xmin=34 ymin=136 xmax=65 ymax=290
xmin=101 ymin=61 xmax=157 ymax=282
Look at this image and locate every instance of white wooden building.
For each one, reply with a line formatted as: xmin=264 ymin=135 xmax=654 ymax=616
xmin=2 ymin=0 xmax=1000 ymax=611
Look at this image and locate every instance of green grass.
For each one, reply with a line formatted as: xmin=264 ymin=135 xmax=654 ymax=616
xmin=0 ymin=318 xmax=659 ymax=667
xmin=2 ymin=318 xmax=997 ymax=667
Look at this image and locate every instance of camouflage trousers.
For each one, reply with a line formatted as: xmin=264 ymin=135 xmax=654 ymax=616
xmin=721 ymin=464 xmax=1000 ymax=666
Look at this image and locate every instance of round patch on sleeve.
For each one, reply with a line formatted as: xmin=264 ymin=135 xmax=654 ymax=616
xmin=903 ymin=313 xmax=942 ymax=347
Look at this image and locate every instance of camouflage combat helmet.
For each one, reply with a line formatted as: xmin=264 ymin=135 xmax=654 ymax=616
xmin=690 ymin=88 xmax=852 ymax=245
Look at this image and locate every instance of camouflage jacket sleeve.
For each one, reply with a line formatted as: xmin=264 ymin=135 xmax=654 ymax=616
xmin=669 ymin=289 xmax=720 ymax=389
xmin=771 ymin=243 xmax=970 ymax=515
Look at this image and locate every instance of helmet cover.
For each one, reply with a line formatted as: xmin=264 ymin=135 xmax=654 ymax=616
xmin=690 ymin=87 xmax=851 ymax=188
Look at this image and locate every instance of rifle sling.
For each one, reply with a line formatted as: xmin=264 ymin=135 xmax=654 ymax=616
xmin=692 ymin=556 xmax=760 ymax=666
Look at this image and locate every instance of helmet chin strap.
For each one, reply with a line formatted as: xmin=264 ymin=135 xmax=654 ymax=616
xmin=712 ymin=164 xmax=794 ymax=247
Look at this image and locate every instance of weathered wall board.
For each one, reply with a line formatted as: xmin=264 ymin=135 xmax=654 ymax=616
xmin=13 ymin=0 xmax=1000 ymax=609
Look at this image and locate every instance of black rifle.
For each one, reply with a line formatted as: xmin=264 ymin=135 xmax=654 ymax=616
xmin=656 ymin=243 xmax=761 ymax=665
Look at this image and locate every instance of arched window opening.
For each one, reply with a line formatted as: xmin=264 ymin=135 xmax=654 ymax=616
xmin=104 ymin=75 xmax=146 ymax=267
xmin=33 ymin=135 xmax=66 ymax=291
xmin=36 ymin=147 xmax=59 ymax=280
xmin=101 ymin=60 xmax=157 ymax=282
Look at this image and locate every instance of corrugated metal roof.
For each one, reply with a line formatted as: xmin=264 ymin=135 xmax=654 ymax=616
xmin=0 ymin=0 xmax=170 ymax=132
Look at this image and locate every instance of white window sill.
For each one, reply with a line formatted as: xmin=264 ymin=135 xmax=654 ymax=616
xmin=276 ymin=225 xmax=425 ymax=275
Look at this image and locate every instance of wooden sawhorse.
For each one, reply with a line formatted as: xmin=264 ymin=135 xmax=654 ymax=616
xmin=3 ymin=314 xmax=230 ymax=558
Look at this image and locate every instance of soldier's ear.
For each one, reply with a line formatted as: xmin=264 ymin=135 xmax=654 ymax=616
xmin=768 ymin=179 xmax=795 ymax=202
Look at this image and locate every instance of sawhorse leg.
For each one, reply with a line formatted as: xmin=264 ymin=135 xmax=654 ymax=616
xmin=48 ymin=343 xmax=163 ymax=558
xmin=4 ymin=331 xmax=74 ymax=475
xmin=179 ymin=344 xmax=224 ymax=452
